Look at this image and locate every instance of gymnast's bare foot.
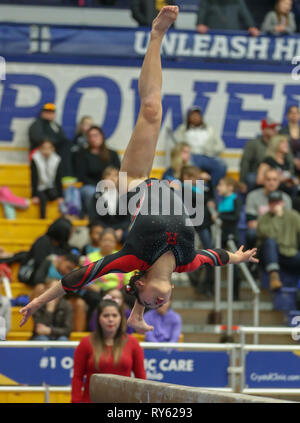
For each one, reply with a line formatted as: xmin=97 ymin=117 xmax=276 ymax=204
xmin=127 ymin=314 xmax=154 ymax=334
xmin=127 ymin=301 xmax=154 ymax=334
xmin=151 ymin=6 xmax=179 ymax=38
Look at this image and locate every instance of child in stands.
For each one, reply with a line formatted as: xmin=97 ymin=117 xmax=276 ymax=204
xmin=144 ymin=299 xmax=182 ymax=343
xmin=216 ymin=177 xmax=243 ymax=300
xmin=30 ymin=253 xmax=87 ymax=332
xmin=31 ymin=280 xmax=73 ymax=341
xmin=89 ymin=287 xmax=134 ymax=334
xmin=81 ymin=221 xmax=104 ymax=256
xmin=83 ymin=228 xmax=132 ymax=293
xmin=31 ymin=140 xmax=64 ymax=219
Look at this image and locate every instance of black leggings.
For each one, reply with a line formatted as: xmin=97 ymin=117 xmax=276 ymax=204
xmin=37 ymin=188 xmax=59 ymax=219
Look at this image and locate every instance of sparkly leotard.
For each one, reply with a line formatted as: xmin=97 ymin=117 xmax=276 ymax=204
xmin=62 ymin=178 xmax=229 ymax=292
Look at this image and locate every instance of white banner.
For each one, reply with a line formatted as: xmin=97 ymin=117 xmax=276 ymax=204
xmin=0 ymin=62 xmax=298 ymax=169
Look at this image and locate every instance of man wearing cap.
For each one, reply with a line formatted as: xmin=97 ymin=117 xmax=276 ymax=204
xmin=173 ymin=105 xmax=226 ymax=185
xmin=239 ymin=117 xmax=280 ymax=191
xmin=245 ymin=168 xmax=292 ymax=249
xmin=257 ymin=190 xmax=300 ymax=290
xmin=29 ymin=103 xmax=72 ymax=177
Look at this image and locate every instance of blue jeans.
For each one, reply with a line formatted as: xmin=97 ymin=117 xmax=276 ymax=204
xmin=191 ymin=155 xmax=227 ymax=186
xmin=80 ymin=184 xmax=96 ymax=216
xmin=261 ymin=238 xmax=300 ymax=273
xmin=246 ymin=227 xmax=257 ymax=250
xmin=195 ymin=227 xmax=213 ymax=249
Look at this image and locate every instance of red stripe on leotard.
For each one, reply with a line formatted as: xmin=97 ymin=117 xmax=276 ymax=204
xmin=94 ymin=254 xmax=150 ymax=278
xmin=207 ymin=249 xmax=222 ymax=266
xmin=174 ymin=254 xmax=214 ymax=273
xmin=63 ymin=254 xmax=151 ymax=292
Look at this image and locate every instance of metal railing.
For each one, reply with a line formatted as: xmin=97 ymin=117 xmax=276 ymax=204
xmin=239 ymin=327 xmax=300 ymax=396
xmin=1 ymin=331 xmax=300 ymax=401
xmin=214 ymin=219 xmax=222 ymax=321
xmin=0 ymin=341 xmax=238 ymax=402
xmin=226 ymin=237 xmax=261 ymax=344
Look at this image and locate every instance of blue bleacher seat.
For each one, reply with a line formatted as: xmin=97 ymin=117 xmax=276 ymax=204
xmin=273 ymin=288 xmax=297 ymax=312
xmin=261 ymin=270 xmax=299 ymax=290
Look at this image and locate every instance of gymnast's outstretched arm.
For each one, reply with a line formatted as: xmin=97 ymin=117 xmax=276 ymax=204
xmin=175 ymin=246 xmax=258 ymax=273
xmin=20 ymin=249 xmax=146 ymax=327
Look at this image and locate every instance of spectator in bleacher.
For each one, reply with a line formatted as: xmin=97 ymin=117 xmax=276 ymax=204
xmin=246 ymin=167 xmax=292 ymax=250
xmin=31 ymin=140 xmax=64 ymax=219
xmin=81 ymin=221 xmax=104 ymax=256
xmin=30 ymin=252 xmax=79 ymax=296
xmin=0 ymin=264 xmax=11 ymax=337
xmin=72 ymin=116 xmax=94 ymax=154
xmin=19 ymin=217 xmax=73 ymax=286
xmin=28 ymin=103 xmax=72 ymax=177
xmin=28 ymin=252 xmax=87 ymax=331
xmin=83 ymin=228 xmax=131 ymax=293
xmin=73 ymin=126 xmax=120 ymax=218
xmin=162 ymin=142 xmax=191 ymax=182
xmin=89 ymin=166 xmax=130 ymax=242
xmin=256 ymin=134 xmax=298 ymax=198
xmin=215 ymin=177 xmax=243 ymax=300
xmin=144 ymin=299 xmax=181 ymax=343
xmin=261 ymin=0 xmax=296 ymax=35
xmin=89 ymin=288 xmax=134 ymax=334
xmin=196 ymin=0 xmax=260 ymax=36
xmin=173 ymin=106 xmax=226 ymax=185
xmin=0 ymin=247 xmax=12 ymax=261
xmin=71 ymin=297 xmax=146 ymax=403
xmin=280 ymin=106 xmax=300 ymax=173
xmin=30 ymin=253 xmax=87 ymax=332
xmin=31 ymin=280 xmax=73 ymax=341
xmin=239 ymin=117 xmax=280 ymax=191
xmin=257 ymin=190 xmax=300 ymax=291
xmin=78 ymin=228 xmax=133 ymax=323
xmin=131 ymin=0 xmax=175 ymax=27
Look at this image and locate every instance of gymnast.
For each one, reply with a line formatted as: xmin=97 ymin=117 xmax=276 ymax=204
xmin=20 ymin=6 xmax=258 ymax=334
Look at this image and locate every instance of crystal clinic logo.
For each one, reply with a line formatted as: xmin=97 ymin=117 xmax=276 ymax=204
xmin=292 ymin=56 xmax=300 ymax=81
xmin=291 ymin=316 xmax=300 ymax=341
xmin=0 ymin=57 xmax=5 ymax=81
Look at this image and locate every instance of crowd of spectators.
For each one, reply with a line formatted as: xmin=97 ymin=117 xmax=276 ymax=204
xmin=163 ymin=104 xmax=300 ymax=299
xmin=3 ymin=1 xmax=300 ymax=35
xmin=10 ymin=94 xmax=300 ymax=311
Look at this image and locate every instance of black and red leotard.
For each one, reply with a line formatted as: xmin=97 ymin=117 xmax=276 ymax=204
xmin=62 ymin=179 xmax=229 ymax=292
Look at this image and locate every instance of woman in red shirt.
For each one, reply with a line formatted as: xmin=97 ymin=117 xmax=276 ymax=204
xmin=71 ymin=297 xmax=146 ymax=403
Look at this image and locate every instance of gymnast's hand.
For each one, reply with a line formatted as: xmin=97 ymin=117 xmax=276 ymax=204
xmin=127 ymin=300 xmax=154 ymax=334
xmin=19 ymin=298 xmax=41 ymax=327
xmin=228 ymin=246 xmax=259 ymax=265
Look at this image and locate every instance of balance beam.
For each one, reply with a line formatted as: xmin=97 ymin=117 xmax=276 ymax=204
xmin=90 ymin=375 xmax=292 ymax=403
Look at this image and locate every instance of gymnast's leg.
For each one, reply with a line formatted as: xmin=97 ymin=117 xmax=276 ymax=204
xmin=120 ymin=6 xmax=179 ymax=190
